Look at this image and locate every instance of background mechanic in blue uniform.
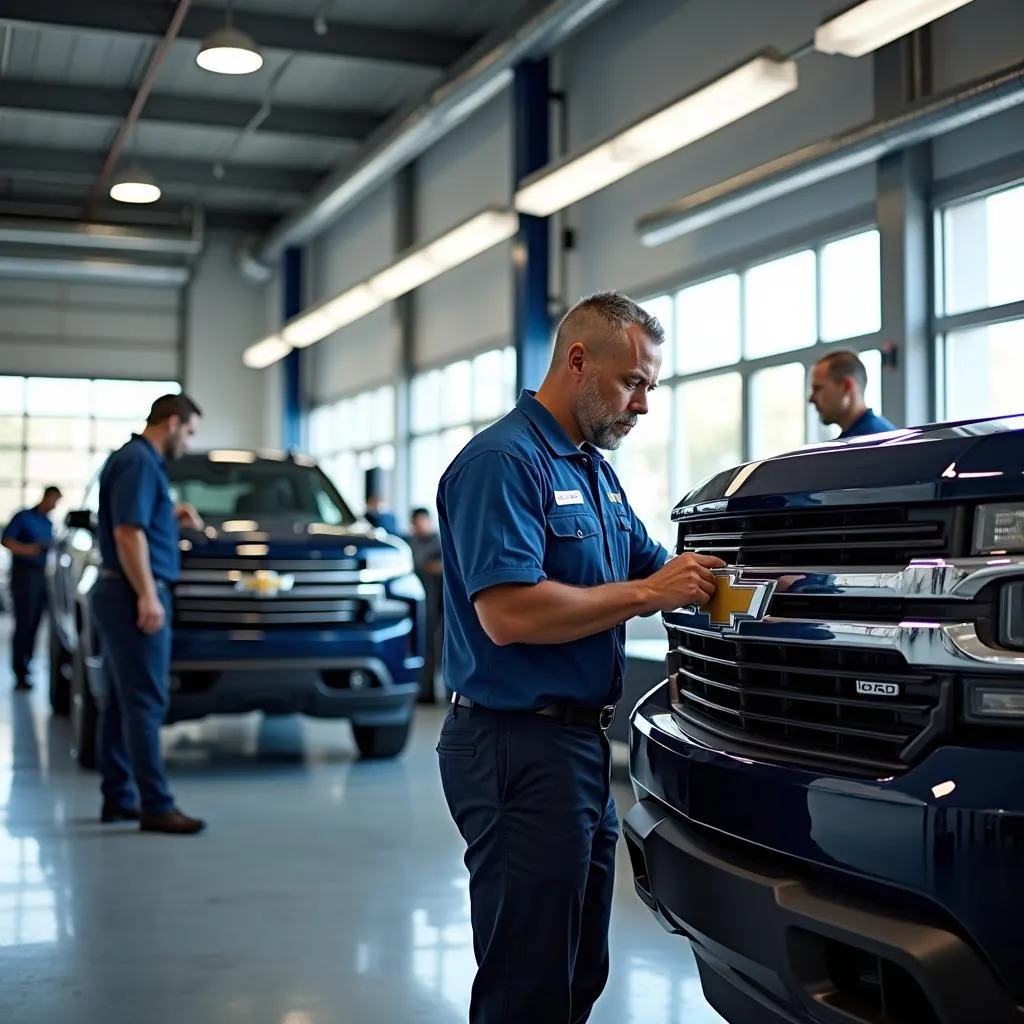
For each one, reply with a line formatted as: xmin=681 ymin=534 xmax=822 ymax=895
xmin=436 ymin=291 xmax=725 ymax=1023
xmin=93 ymin=394 xmax=206 ymax=835
xmin=809 ymin=349 xmax=895 ymax=439
xmin=2 ymin=485 xmax=62 ymax=691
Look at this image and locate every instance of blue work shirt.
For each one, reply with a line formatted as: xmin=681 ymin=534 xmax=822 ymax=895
xmin=2 ymin=507 xmax=54 ymax=569
xmin=97 ymin=434 xmax=180 ymax=584
xmin=437 ymin=390 xmax=669 ymax=711
xmin=840 ymin=408 xmax=895 ymax=439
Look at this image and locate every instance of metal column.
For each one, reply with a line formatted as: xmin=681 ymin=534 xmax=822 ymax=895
xmin=394 ymin=165 xmax=417 ymax=516
xmin=282 ymin=245 xmax=303 ymax=449
xmin=513 ymin=58 xmax=551 ymax=395
xmin=875 ymin=32 xmax=934 ymax=429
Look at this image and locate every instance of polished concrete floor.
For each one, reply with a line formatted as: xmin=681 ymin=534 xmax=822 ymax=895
xmin=0 ymin=634 xmax=723 ymax=1024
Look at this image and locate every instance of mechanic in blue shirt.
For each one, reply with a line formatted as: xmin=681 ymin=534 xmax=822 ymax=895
xmin=436 ymin=292 xmax=725 ymax=1023
xmin=2 ymin=485 xmax=62 ymax=690
xmin=92 ymin=394 xmax=206 ymax=835
xmin=809 ymin=349 xmax=895 ymax=439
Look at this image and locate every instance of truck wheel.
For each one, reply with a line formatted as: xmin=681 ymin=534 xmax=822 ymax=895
xmin=48 ymin=619 xmax=73 ymax=717
xmin=70 ymin=645 xmax=98 ymax=771
xmin=352 ymin=721 xmax=411 ymax=760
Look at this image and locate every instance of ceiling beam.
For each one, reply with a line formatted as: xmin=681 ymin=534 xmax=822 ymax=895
xmin=2 ymin=0 xmax=474 ymax=68
xmin=0 ymin=79 xmax=383 ymax=141
xmin=0 ymin=146 xmax=321 ymax=195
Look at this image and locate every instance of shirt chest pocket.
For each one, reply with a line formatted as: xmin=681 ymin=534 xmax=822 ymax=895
xmin=544 ymin=511 xmax=602 ymax=584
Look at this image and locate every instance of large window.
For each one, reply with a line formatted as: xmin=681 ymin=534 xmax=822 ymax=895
xmin=937 ymin=180 xmax=1024 ymax=421
xmin=409 ymin=347 xmax=516 ymax=512
xmin=308 ymin=384 xmax=396 ymax=513
xmin=622 ymin=228 xmax=884 ymax=546
xmin=0 ymin=376 xmax=179 ymax=528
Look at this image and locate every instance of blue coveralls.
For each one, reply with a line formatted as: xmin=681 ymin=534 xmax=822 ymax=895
xmin=436 ymin=391 xmax=669 ymax=1024
xmin=2 ymin=506 xmax=54 ymax=686
xmin=93 ymin=434 xmax=180 ymax=815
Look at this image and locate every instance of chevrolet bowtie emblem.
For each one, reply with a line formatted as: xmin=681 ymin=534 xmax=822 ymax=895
xmin=703 ymin=569 xmax=776 ymax=630
xmin=234 ymin=570 xmax=294 ymax=598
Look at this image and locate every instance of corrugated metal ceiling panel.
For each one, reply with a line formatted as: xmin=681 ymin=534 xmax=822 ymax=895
xmin=0 ymin=109 xmax=112 ymax=149
xmin=2 ymin=24 xmax=151 ymax=86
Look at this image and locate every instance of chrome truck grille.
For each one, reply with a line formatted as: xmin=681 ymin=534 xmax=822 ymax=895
xmin=174 ymin=559 xmax=390 ymax=629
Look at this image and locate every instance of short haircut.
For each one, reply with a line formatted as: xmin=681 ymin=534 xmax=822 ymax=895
xmin=552 ymin=290 xmax=665 ymax=362
xmin=147 ymin=393 xmax=202 ymax=426
xmin=818 ymin=350 xmax=868 ymax=392
xmin=42 ymin=485 xmax=62 ymax=499
xmin=411 ymin=507 xmax=431 ymax=519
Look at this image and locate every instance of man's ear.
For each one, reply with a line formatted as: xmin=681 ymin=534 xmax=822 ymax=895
xmin=566 ymin=341 xmax=587 ymax=377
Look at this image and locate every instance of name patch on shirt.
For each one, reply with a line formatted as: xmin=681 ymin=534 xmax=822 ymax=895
xmin=554 ymin=489 xmax=584 ymax=506
xmin=607 ymin=491 xmax=622 ymax=504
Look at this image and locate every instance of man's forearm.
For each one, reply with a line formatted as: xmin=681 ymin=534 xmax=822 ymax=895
xmin=113 ymin=527 xmax=157 ymax=599
xmin=476 ymin=578 xmax=655 ymax=647
xmin=2 ymin=538 xmax=41 ymax=557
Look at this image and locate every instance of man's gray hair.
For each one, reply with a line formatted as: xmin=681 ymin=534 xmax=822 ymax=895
xmin=552 ymin=290 xmax=665 ymax=360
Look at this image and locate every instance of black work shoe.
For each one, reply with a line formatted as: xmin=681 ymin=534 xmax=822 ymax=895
xmin=101 ymin=804 xmax=142 ymax=824
xmin=139 ymin=808 xmax=206 ymax=835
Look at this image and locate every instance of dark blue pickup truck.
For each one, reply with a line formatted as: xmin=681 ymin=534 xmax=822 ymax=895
xmin=46 ymin=449 xmax=425 ymax=767
xmin=625 ymin=415 xmax=1024 ymax=1024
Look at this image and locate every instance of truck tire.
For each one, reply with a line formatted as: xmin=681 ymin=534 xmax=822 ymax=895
xmin=48 ymin=619 xmax=73 ymax=717
xmin=70 ymin=645 xmax=98 ymax=771
xmin=352 ymin=721 xmax=411 ymax=760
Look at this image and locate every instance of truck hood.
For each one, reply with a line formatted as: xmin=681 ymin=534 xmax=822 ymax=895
xmin=678 ymin=414 xmax=1024 ymax=516
xmin=179 ymin=515 xmax=405 ymax=560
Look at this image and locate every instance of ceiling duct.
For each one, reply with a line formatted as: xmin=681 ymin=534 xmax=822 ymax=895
xmin=0 ymin=253 xmax=190 ymax=287
xmin=637 ymin=57 xmax=1024 ymax=248
xmin=0 ymin=216 xmax=203 ymax=257
xmin=238 ymin=0 xmax=627 ymax=282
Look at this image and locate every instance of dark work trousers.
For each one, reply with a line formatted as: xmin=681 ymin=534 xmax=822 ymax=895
xmin=437 ymin=705 xmax=618 ymax=1024
xmin=91 ymin=578 xmax=175 ymax=815
xmin=10 ymin=564 xmax=47 ymax=685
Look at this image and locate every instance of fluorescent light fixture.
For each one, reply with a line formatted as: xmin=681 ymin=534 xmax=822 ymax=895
xmin=814 ymin=0 xmax=976 ymax=58
xmin=243 ymin=334 xmax=291 ymax=369
xmin=196 ymin=25 xmax=264 ymax=75
xmin=515 ymin=54 xmax=798 ymax=217
xmin=248 ymin=207 xmax=520 ymax=366
xmin=109 ymin=165 xmax=161 ymax=204
xmin=208 ymin=451 xmax=257 ymax=464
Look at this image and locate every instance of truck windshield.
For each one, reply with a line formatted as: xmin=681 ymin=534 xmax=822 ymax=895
xmin=167 ymin=459 xmax=356 ymax=526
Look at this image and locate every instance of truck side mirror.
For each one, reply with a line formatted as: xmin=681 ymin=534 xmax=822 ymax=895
xmin=65 ymin=509 xmax=95 ymax=532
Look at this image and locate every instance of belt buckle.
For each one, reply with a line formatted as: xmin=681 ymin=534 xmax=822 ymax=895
xmin=598 ymin=705 xmax=615 ymax=730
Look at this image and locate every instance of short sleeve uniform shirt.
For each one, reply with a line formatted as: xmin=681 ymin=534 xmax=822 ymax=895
xmin=437 ymin=391 xmax=669 ymax=711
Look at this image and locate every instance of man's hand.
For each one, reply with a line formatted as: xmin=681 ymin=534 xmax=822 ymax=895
xmin=137 ymin=591 xmax=165 ymax=635
xmin=641 ymin=553 xmax=728 ymax=613
xmin=175 ymin=502 xmax=204 ymax=531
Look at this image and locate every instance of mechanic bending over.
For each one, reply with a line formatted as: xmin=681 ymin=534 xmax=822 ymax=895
xmin=2 ymin=485 xmax=62 ymax=691
xmin=436 ymin=290 xmax=724 ymax=1023
xmin=92 ymin=394 xmax=206 ymax=835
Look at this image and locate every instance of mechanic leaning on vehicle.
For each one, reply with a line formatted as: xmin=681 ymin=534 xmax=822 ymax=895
xmin=92 ymin=394 xmax=206 ymax=835
xmin=435 ymin=290 xmax=725 ymax=1023
xmin=2 ymin=485 xmax=62 ymax=691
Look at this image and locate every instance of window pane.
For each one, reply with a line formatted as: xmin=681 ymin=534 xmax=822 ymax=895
xmin=25 ymin=378 xmax=91 ymax=416
xmin=676 ymin=275 xmax=741 ymax=374
xmin=820 ymin=230 xmax=881 ymax=341
xmin=0 ymin=378 xmax=24 ymax=415
xmin=472 ymin=350 xmax=505 ymax=422
xmin=0 ymin=418 xmax=23 ymax=446
xmin=26 ymin=450 xmax=92 ymax=485
xmin=92 ymin=379 xmax=178 ymax=418
xmin=26 ymin=417 xmax=91 ymax=450
xmin=352 ymin=392 xmax=373 ymax=449
xmin=943 ymin=183 xmax=1024 ymax=315
xmin=750 ymin=363 xmax=807 ymax=459
xmin=335 ymin=399 xmax=353 ymax=450
xmin=613 ymin=388 xmax=672 ymax=549
xmin=744 ymin=251 xmax=817 ymax=359
xmin=502 ymin=347 xmax=517 ymax=410
xmin=0 ymin=452 xmax=23 ymax=480
xmin=676 ymin=374 xmax=743 ymax=494
xmin=308 ymin=405 xmax=333 ymax=456
xmin=375 ymin=386 xmax=396 ymax=444
xmin=943 ymin=319 xmax=1024 ymax=420
xmin=0 ymin=488 xmax=25 ymax=526
xmin=410 ymin=434 xmax=442 ymax=511
xmin=442 ymin=361 xmax=473 ymax=427
xmin=411 ymin=371 xmax=441 ymax=434
xmin=93 ymin=420 xmax=135 ymax=453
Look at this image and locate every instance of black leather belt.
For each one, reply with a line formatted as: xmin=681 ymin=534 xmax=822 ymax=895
xmin=99 ymin=569 xmax=169 ymax=589
xmin=451 ymin=693 xmax=616 ymax=731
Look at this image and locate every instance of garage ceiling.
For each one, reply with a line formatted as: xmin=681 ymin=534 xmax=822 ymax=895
xmin=0 ymin=0 xmax=527 ymax=232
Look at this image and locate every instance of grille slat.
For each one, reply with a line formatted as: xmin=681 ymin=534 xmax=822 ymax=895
xmin=679 ymin=504 xmax=956 ymax=568
xmin=669 ymin=632 xmax=948 ymax=773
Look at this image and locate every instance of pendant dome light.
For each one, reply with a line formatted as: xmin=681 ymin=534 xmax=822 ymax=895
xmin=196 ymin=1 xmax=263 ymax=75
xmin=109 ymin=164 xmax=162 ymax=204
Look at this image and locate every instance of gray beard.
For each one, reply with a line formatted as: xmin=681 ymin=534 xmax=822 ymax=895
xmin=575 ymin=375 xmax=637 ymax=451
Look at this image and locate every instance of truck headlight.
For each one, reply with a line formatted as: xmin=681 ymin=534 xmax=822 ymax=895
xmin=362 ymin=546 xmax=414 ymax=582
xmin=973 ymin=503 xmax=1024 ymax=554
xmin=967 ymin=681 xmax=1024 ymax=720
